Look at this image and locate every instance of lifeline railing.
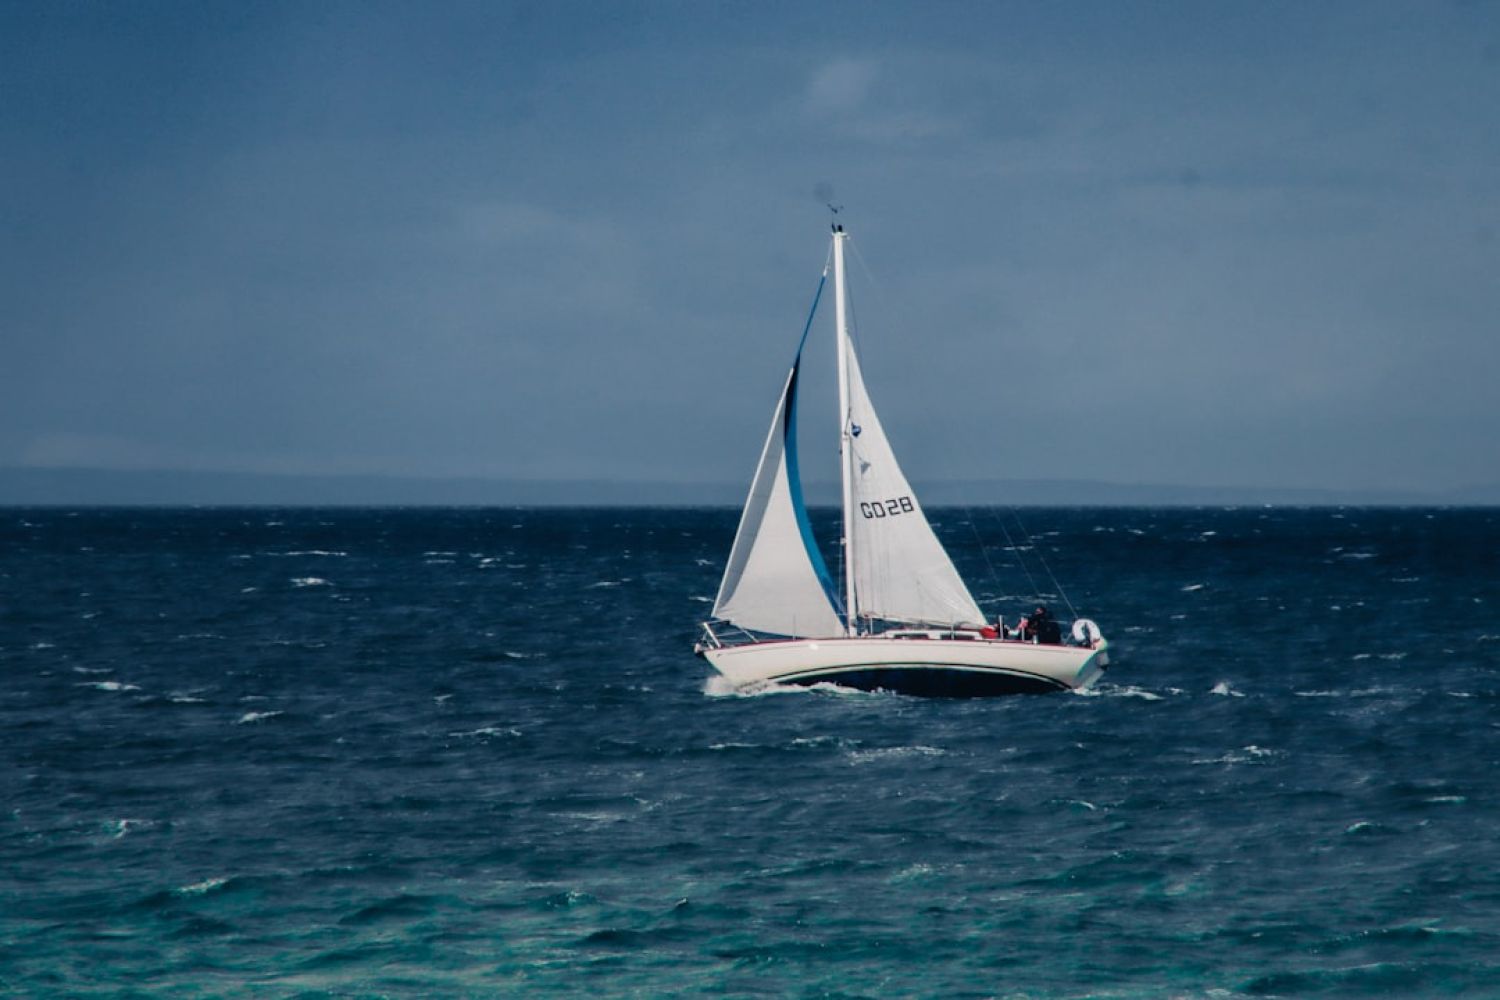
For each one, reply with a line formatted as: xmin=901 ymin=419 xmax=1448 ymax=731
xmin=697 ymin=620 xmax=762 ymax=650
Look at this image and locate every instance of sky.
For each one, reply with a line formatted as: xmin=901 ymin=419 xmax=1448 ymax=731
xmin=3 ymin=0 xmax=1498 ymax=498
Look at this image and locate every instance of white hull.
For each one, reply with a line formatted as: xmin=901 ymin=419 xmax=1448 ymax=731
xmin=701 ymin=635 xmax=1108 ymax=697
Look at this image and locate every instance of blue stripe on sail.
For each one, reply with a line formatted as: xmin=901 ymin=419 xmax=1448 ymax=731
xmin=795 ymin=271 xmax=827 ymax=355
xmin=784 ymin=273 xmax=844 ymax=626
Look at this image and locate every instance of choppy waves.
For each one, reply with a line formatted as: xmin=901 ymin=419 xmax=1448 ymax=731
xmin=3 ymin=507 xmax=1499 ymax=996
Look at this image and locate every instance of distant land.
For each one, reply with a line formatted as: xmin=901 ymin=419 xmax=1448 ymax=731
xmin=1 ymin=466 xmax=1497 ymax=507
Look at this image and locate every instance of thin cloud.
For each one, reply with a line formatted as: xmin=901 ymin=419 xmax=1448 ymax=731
xmin=804 ymin=57 xmax=878 ymax=116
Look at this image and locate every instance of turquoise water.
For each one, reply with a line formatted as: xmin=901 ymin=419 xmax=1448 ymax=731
xmin=3 ymin=507 xmax=1498 ymax=997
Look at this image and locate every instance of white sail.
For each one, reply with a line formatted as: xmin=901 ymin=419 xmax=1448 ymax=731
xmin=843 ymin=342 xmax=986 ymax=628
xmin=711 ymin=357 xmax=844 ymax=637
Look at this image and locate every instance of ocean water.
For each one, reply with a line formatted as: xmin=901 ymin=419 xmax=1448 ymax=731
xmin=2 ymin=506 xmax=1498 ymax=998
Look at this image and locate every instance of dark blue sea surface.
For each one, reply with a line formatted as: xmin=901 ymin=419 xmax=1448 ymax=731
xmin=3 ymin=506 xmax=1499 ymax=998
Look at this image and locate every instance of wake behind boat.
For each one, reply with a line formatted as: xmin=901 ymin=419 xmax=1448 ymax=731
xmin=695 ymin=223 xmax=1109 ymax=697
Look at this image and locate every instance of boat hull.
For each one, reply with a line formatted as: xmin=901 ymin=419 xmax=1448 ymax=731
xmin=701 ymin=636 xmax=1107 ymax=697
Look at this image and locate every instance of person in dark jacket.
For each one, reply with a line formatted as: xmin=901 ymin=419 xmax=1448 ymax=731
xmin=1020 ymin=604 xmax=1062 ymax=644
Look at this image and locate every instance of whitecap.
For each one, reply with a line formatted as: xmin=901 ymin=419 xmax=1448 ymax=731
xmin=1338 ymin=551 xmax=1377 ymax=560
xmin=81 ymin=680 xmax=141 ymax=692
xmin=1077 ymin=684 xmax=1163 ymax=700
xmin=557 ymin=810 xmax=630 ymax=826
xmin=803 ymin=681 xmax=892 ymax=697
xmin=236 ymin=710 xmax=283 ymax=724
xmin=690 ymin=595 xmax=713 ymax=603
xmin=1378 ymin=652 xmax=1408 ymax=661
xmin=291 ymin=577 xmax=330 ymax=587
xmin=72 ymin=666 xmax=112 ymax=675
xmin=176 ymin=876 xmax=230 ymax=896
xmin=108 ymin=818 xmax=151 ymax=838
xmin=449 ymin=726 xmax=521 ymax=739
xmin=1425 ymin=795 xmax=1466 ymax=804
xmin=788 ymin=736 xmax=854 ymax=749
xmin=694 ymin=558 xmax=715 ymax=567
xmin=704 ymin=677 xmax=882 ymax=698
xmin=847 ymin=746 xmax=946 ymax=764
xmin=892 ymin=863 xmax=937 ymax=881
xmin=702 ymin=675 xmax=741 ymax=697
xmin=170 ymin=695 xmax=207 ymax=704
xmin=586 ymin=580 xmax=623 ymax=588
xmin=1192 ymin=745 xmax=1278 ymax=765
xmin=1210 ymin=681 xmax=1244 ymax=697
xmin=1181 ymin=583 xmax=1207 ymax=592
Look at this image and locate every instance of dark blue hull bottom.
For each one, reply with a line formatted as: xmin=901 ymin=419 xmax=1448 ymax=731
xmin=784 ymin=667 xmax=1070 ymax=698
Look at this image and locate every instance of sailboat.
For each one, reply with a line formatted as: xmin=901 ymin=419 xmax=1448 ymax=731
xmin=695 ymin=222 xmax=1109 ymax=696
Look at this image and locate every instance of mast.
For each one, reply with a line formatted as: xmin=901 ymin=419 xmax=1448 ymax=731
xmin=832 ymin=224 xmax=858 ymax=636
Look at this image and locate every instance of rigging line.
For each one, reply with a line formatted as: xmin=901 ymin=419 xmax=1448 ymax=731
xmin=846 ymin=238 xmax=894 ymax=316
xmin=845 ymin=238 xmax=908 ymax=375
xmin=960 ymin=502 xmax=1006 ymax=615
xmin=1007 ymin=507 xmax=1080 ymax=620
xmin=985 ymin=503 xmax=1046 ymax=606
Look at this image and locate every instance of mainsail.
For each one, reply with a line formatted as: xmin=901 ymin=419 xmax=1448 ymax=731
xmin=842 ymin=341 xmax=987 ymax=628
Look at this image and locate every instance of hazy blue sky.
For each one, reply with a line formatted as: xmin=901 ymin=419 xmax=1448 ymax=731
xmin=3 ymin=1 xmax=1498 ymax=495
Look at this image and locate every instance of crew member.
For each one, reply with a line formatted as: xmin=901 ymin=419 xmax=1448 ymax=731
xmin=1020 ymin=604 xmax=1062 ymax=644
